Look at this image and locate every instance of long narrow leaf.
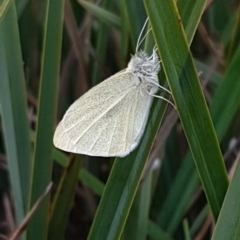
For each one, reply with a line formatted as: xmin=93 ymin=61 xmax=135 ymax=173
xmin=0 ymin=0 xmax=31 ymax=225
xmin=48 ymin=156 xmax=83 ymax=239
xmin=159 ymin=40 xmax=240 ymax=233
xmin=123 ymin=171 xmax=152 ymax=240
xmin=211 ymin=156 xmax=240 ymax=240
xmin=87 ymin=19 xmax=169 ymax=239
xmin=87 ymin=99 xmax=167 ymax=240
xmin=77 ymin=0 xmax=120 ymax=27
xmin=144 ymin=0 xmax=228 ymax=220
xmin=27 ymin=0 xmax=64 ymax=239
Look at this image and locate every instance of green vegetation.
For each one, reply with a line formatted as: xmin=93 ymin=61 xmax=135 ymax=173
xmin=0 ymin=0 xmax=240 ymax=239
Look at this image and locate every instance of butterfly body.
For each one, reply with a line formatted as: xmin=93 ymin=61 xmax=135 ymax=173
xmin=53 ymin=49 xmax=161 ymax=157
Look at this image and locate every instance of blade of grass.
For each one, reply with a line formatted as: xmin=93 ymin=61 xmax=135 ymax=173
xmin=122 ymin=0 xmax=146 ymax=46
xmin=122 ymin=170 xmax=152 ymax=240
xmin=87 ymin=99 xmax=167 ymax=240
xmin=0 ymin=0 xmax=31 ymax=225
xmin=9 ymin=183 xmax=52 ymax=240
xmin=151 ymin=0 xmax=210 ymax=223
xmin=86 ymin=20 xmax=169 ymax=239
xmin=14 ymin=0 xmax=28 ymax=18
xmin=211 ymin=44 xmax=240 ymax=140
xmin=183 ymin=219 xmax=191 ymax=240
xmin=0 ymin=0 xmax=11 ymax=17
xmin=53 ymin=149 xmax=169 ymax=239
xmin=119 ymin=0 xmax=129 ymax=68
xmin=48 ymin=156 xmax=83 ymax=240
xmin=147 ymin=220 xmax=173 ymax=240
xmin=53 ymin=149 xmax=105 ymax=196
xmin=79 ymin=168 xmax=105 ymax=196
xmin=190 ymin=205 xmax=209 ymax=237
xmin=77 ymin=0 xmax=120 ymax=28
xmin=225 ymin=5 xmax=240 ymax=63
xmin=159 ymin=41 xmax=240 ymax=233
xmin=157 ymin=152 xmax=199 ymax=233
xmin=177 ymin=0 xmax=206 ymax=43
xmin=144 ymin=0 xmax=228 ymax=220
xmin=27 ymin=0 xmax=64 ymax=239
xmin=211 ymin=155 xmax=240 ymax=240
xmin=85 ymin=0 xmax=207 ymax=236
xmin=91 ymin=0 xmax=113 ymax=86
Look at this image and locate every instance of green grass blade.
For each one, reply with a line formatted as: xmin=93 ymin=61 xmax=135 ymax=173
xmin=119 ymin=1 xmax=129 ymax=68
xmin=27 ymin=0 xmax=64 ymax=239
xmin=157 ymin=152 xmax=199 ymax=233
xmin=183 ymin=219 xmax=191 ymax=240
xmin=91 ymin=0 xmax=113 ymax=86
xmin=190 ymin=205 xmax=209 ymax=236
xmin=87 ymin=29 xmax=167 ymax=237
xmin=87 ymin=99 xmax=167 ymax=240
xmin=147 ymin=220 xmax=173 ymax=240
xmin=159 ymin=41 xmax=240 ymax=233
xmin=211 ymin=44 xmax=240 ymax=140
xmin=211 ymin=156 xmax=240 ymax=240
xmin=14 ymin=0 xmax=28 ymax=18
xmin=122 ymin=171 xmax=152 ymax=240
xmin=177 ymin=0 xmax=206 ymax=43
xmin=48 ymin=156 xmax=83 ymax=240
xmin=77 ymin=0 xmax=120 ymax=27
xmin=0 ymin=0 xmax=11 ymax=18
xmin=144 ymin=0 xmax=228 ymax=220
xmin=53 ymin=148 xmax=169 ymax=239
xmin=0 ymin=0 xmax=31 ymax=225
xmin=79 ymin=168 xmax=105 ymax=196
xmin=122 ymin=0 xmax=146 ymax=46
xmin=53 ymin=149 xmax=105 ymax=196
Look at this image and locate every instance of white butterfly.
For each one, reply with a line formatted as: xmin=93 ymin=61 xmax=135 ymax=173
xmin=53 ymin=19 xmax=174 ymax=157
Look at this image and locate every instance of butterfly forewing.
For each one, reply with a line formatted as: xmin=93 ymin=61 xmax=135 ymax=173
xmin=53 ymin=72 xmax=153 ymax=157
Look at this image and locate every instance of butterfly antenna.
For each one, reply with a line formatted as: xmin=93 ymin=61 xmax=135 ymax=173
xmin=151 ymin=94 xmax=177 ymax=109
xmin=142 ymin=86 xmax=176 ymax=109
xmin=146 ymin=78 xmax=172 ymax=95
xmin=136 ymin=17 xmax=149 ymax=52
xmin=155 ymin=83 xmax=172 ymax=95
xmin=136 ymin=28 xmax=152 ymax=51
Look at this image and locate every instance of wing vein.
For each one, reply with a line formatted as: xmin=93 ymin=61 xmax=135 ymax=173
xmin=73 ymin=86 xmax=135 ymax=145
xmin=88 ymin=121 xmax=108 ymax=154
xmin=107 ymin=117 xmax=118 ymax=155
xmin=64 ymin=83 xmax=137 ymax=118
xmin=123 ymin=90 xmax=137 ymax=152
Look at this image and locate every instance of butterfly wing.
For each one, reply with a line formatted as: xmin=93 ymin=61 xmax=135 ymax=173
xmin=53 ymin=72 xmax=153 ymax=157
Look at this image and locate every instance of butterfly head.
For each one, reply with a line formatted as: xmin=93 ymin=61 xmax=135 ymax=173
xmin=126 ymin=49 xmax=160 ymax=81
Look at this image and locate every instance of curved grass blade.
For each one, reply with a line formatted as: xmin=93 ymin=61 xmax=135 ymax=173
xmin=144 ymin=0 xmax=228 ymax=220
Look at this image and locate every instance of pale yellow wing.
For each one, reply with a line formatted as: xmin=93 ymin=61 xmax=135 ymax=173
xmin=53 ymin=72 xmax=153 ymax=157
